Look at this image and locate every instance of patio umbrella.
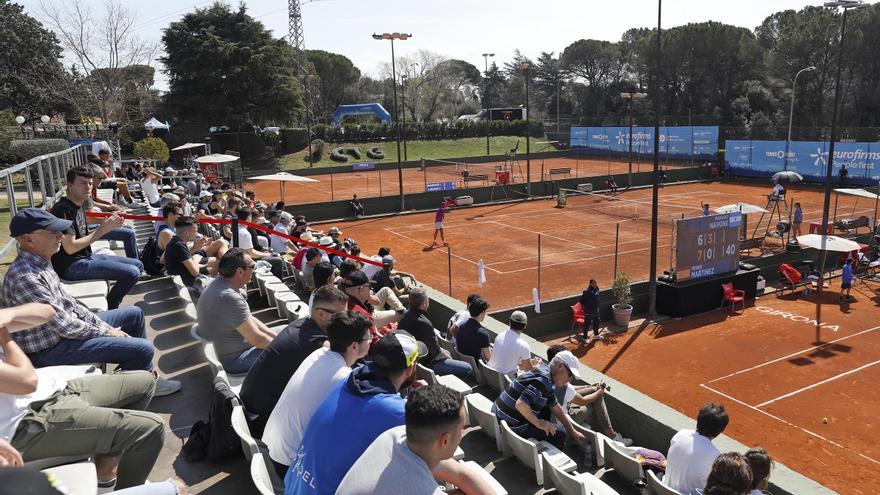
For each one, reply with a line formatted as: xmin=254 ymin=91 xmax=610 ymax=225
xmin=771 ymin=171 xmax=803 ymax=183
xmin=249 ymin=172 xmax=319 ymax=202
xmin=796 ymin=234 xmax=861 ymax=252
xmin=714 ymin=203 xmax=768 ymax=214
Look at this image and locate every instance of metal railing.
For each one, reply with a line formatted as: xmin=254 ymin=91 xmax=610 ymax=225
xmin=0 ymin=145 xmax=90 ymax=261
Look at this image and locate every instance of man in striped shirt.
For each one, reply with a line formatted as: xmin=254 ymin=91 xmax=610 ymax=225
xmin=492 ymin=350 xmax=586 ymax=449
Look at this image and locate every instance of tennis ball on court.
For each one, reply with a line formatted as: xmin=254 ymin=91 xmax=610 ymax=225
xmin=822 ymin=417 xmax=828 ymax=424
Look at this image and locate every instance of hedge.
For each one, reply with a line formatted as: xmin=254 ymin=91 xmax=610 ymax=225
xmin=310 ymin=120 xmax=544 ymax=143
xmin=280 ymin=128 xmax=310 ymax=152
xmin=133 ymin=137 xmax=170 ymax=163
xmin=8 ymin=139 xmax=70 ymax=162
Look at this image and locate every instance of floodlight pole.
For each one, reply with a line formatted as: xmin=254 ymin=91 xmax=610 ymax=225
xmin=621 ymin=92 xmax=647 ymax=189
xmin=817 ymin=1 xmax=865 ymax=338
xmin=401 ymin=73 xmax=407 ymax=161
xmin=522 ymin=62 xmax=531 ymax=196
xmin=648 ymin=0 xmax=662 ymax=319
xmin=785 ymin=66 xmax=816 ymax=171
xmin=483 ymin=53 xmax=495 ymax=155
xmin=374 ymin=32 xmax=412 ymax=212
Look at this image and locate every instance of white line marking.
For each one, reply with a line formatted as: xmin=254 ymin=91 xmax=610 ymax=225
xmin=754 ymin=359 xmax=880 ymax=408
xmin=383 ymin=228 xmax=503 ymax=273
xmin=489 ymin=220 xmax=597 ymax=248
xmin=699 ymin=383 xmax=880 ymax=465
xmin=705 ymin=325 xmax=880 ymax=383
xmin=499 ymin=241 xmax=673 ymax=274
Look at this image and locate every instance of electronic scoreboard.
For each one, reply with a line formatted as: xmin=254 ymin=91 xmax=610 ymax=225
xmin=674 ymin=212 xmax=741 ymax=282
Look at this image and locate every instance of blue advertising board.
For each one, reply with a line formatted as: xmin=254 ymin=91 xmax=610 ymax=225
xmin=725 ymin=140 xmax=880 ymax=185
xmin=352 ymin=162 xmax=376 ymax=171
xmin=570 ymin=126 xmax=719 ymax=161
xmin=426 ymin=181 xmax=456 ymax=192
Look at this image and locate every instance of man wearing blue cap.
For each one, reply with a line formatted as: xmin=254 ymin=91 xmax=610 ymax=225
xmin=1 ymin=208 xmax=180 ymax=396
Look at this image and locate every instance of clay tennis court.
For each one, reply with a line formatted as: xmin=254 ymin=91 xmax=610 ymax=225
xmin=247 ymin=155 xmax=692 ymax=204
xmin=544 ymin=288 xmax=880 ymax=495
xmin=313 ymin=180 xmax=877 ymax=311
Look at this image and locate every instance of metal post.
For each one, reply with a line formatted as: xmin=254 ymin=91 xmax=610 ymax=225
xmin=786 ymin=67 xmax=815 ymax=171
xmin=556 ymin=79 xmax=561 ymax=134
xmin=614 ymin=223 xmax=620 ymax=276
xmin=423 ymin=159 xmax=428 ymax=192
xmin=524 ymin=65 xmax=531 ymax=197
xmin=537 ymin=233 xmax=542 ymax=300
xmin=401 ymin=75 xmax=408 ymax=161
xmin=37 ymin=159 xmax=47 ymax=205
xmin=390 ymin=38 xmax=405 ymax=211
xmin=447 ymin=246 xmax=453 ymax=296
xmin=329 ymin=163 xmax=335 ymax=201
xmin=232 ymin=217 xmax=240 ymax=248
xmin=627 ymin=100 xmax=633 ymax=188
xmin=24 ymin=167 xmax=34 ymax=207
xmin=648 ymin=0 xmax=663 ymax=319
xmin=5 ymin=176 xmax=16 ymax=216
xmin=379 ymin=166 xmax=383 ymax=197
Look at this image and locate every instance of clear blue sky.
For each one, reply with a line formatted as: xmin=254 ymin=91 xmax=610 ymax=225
xmin=20 ymin=0 xmax=827 ymax=90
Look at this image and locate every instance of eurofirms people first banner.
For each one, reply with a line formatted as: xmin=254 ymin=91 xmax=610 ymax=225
xmin=725 ymin=140 xmax=880 ymax=185
xmin=570 ymin=126 xmax=719 ymax=161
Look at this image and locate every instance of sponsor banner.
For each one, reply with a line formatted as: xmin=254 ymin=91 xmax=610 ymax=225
xmin=726 ymin=140 xmax=880 ymax=185
xmin=570 ymin=126 xmax=719 ymax=160
xmin=426 ymin=181 xmax=456 ymax=192
xmin=352 ymin=162 xmax=376 ymax=171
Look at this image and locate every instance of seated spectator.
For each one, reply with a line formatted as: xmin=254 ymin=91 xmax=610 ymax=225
xmin=454 ymin=296 xmax=492 ymax=362
xmin=196 ymin=190 xmax=213 ymax=215
xmin=703 ymin=453 xmax=753 ymax=495
xmin=196 ymin=248 xmax=282 ymax=374
xmin=447 ymin=293 xmax=481 ymax=341
xmin=140 ymin=167 xmax=163 ymax=208
xmin=492 ymin=350 xmax=586 ymax=450
xmin=397 ymin=287 xmax=471 ymax=380
xmin=270 ymin=211 xmax=295 ymax=254
xmin=664 ymin=402 xmax=729 ymax=495
xmin=162 ymin=216 xmax=222 ymax=288
xmin=360 ymin=246 xmax=389 ymax=281
xmin=301 ymin=248 xmax=323 ymax=291
xmin=263 ymin=311 xmax=372 ymax=477
xmin=2 ymin=209 xmax=179 ymax=395
xmin=744 ymin=448 xmax=773 ymax=495
xmin=282 ymin=331 xmax=427 ymax=495
xmin=208 ymin=190 xmax=224 ymax=215
xmin=240 ymin=285 xmax=349 ymax=435
xmin=340 ymin=270 xmax=404 ymax=346
xmin=350 ymin=194 xmax=364 ymax=217
xmin=221 ymin=197 xmax=241 ymax=240
xmin=236 ymin=208 xmax=284 ymax=279
xmin=370 ymin=255 xmax=416 ymax=301
xmin=51 ymin=166 xmax=144 ymax=309
xmin=337 ymin=385 xmax=494 ymax=495
xmin=0 ymin=302 xmax=166 ymax=490
xmin=307 ymin=262 xmax=336 ymax=310
xmin=488 ymin=311 xmax=537 ymax=376
xmin=545 ymin=345 xmax=631 ymax=446
xmin=156 ymin=203 xmax=181 ymax=244
xmin=97 ymin=149 xmax=135 ymax=204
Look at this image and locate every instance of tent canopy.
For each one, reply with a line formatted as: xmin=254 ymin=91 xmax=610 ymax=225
xmin=249 ymin=172 xmax=318 ymax=183
xmin=714 ymin=203 xmax=768 ymax=214
xmin=144 ymin=117 xmax=170 ymax=130
xmin=194 ymin=153 xmax=239 ymax=164
xmin=171 ymin=142 xmax=206 ymax=152
xmin=796 ymin=234 xmax=861 ymax=252
xmin=833 ymin=188 xmax=880 ymax=200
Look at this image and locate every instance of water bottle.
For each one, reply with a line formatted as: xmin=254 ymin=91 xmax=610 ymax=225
xmin=582 ymin=441 xmax=594 ymax=468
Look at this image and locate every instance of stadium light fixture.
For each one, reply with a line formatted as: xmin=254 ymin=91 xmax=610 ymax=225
xmin=40 ymin=115 xmax=50 ymax=124
xmin=784 ymin=66 xmax=817 ymax=171
xmin=372 ymin=32 xmax=412 ymax=211
xmin=15 ymin=115 xmax=25 ymax=124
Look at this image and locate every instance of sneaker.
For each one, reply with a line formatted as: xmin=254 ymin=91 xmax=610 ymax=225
xmin=154 ymin=377 xmax=182 ymax=396
xmin=613 ymin=433 xmax=634 ymax=447
xmin=594 ymin=334 xmax=604 ymax=341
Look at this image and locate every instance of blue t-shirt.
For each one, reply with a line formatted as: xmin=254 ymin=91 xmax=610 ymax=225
xmin=842 ymin=263 xmax=854 ymax=284
xmin=793 ymin=207 xmax=803 ymax=224
xmin=284 ymin=364 xmax=406 ymax=495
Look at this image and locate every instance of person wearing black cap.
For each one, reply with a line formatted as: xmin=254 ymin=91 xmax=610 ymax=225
xmin=283 ymin=331 xmax=427 ymax=495
xmin=340 ymin=270 xmax=403 ymax=346
xmin=1 ymin=209 xmax=180 ymax=396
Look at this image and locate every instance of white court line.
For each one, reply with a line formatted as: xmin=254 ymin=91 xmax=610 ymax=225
xmin=499 ymin=241 xmax=673 ymax=274
xmin=486 ymin=233 xmax=654 ymax=268
xmin=699 ymin=383 xmax=880 ymax=466
xmin=383 ymin=227 xmax=503 ymax=273
xmin=488 ymin=220 xmax=597 ymax=248
xmin=754 ymin=359 xmax=880 ymax=408
xmin=705 ymin=325 xmax=880 ymax=384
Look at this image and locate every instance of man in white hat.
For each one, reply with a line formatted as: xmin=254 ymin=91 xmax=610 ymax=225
xmin=487 ymin=310 xmax=540 ymax=376
xmin=492 ymin=350 xmax=586 ymax=449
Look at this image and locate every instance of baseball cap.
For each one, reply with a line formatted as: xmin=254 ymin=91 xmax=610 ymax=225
xmin=372 ymin=331 xmax=428 ymax=371
xmin=382 ymin=255 xmax=395 ymax=266
xmin=510 ymin=310 xmax=528 ymax=325
xmin=10 ymin=208 xmax=72 ymax=237
xmin=199 ymin=191 xmax=212 ymax=198
xmin=342 ymin=270 xmax=370 ymax=288
xmin=329 ymin=226 xmax=342 ymax=235
xmin=550 ymin=350 xmax=581 ymax=380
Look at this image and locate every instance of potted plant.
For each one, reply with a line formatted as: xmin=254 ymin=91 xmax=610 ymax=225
xmin=611 ymin=272 xmax=633 ymax=328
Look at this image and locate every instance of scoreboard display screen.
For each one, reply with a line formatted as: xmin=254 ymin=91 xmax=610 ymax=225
xmin=675 ymin=212 xmax=741 ymax=282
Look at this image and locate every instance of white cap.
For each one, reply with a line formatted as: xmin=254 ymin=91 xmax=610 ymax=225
xmin=550 ymin=351 xmax=581 ymax=379
xmin=199 ymin=191 xmax=212 ymax=198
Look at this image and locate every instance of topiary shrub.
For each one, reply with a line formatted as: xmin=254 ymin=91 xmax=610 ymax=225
xmin=345 ymin=147 xmax=362 ymax=160
xmin=308 ymin=139 xmax=325 ymax=163
xmin=280 ymin=128 xmax=309 ymax=152
xmin=330 ymin=147 xmax=348 ymax=162
xmin=133 ymin=137 xmax=170 ymax=163
xmin=8 ymin=139 xmax=70 ymax=162
xmin=366 ymin=147 xmax=384 ymax=160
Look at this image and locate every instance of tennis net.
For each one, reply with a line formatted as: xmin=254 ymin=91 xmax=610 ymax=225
xmin=556 ymin=188 xmax=699 ymax=226
xmin=422 ymin=158 xmax=499 ymax=179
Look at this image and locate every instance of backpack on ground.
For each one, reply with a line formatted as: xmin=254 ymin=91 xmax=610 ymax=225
xmin=182 ymin=377 xmax=242 ymax=462
xmin=139 ymin=236 xmax=163 ymax=276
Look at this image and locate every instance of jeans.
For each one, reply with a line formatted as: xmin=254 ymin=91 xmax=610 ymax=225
xmin=63 ymin=255 xmax=144 ymax=309
xmin=429 ymin=358 xmax=473 ymax=380
xmin=582 ymin=312 xmax=600 ymax=338
xmin=221 ymin=346 xmax=263 ymax=375
xmin=28 ymin=307 xmax=154 ymax=371
xmin=101 ymin=226 xmax=140 ymax=259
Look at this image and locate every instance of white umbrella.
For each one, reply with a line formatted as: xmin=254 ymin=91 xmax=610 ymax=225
xmin=194 ymin=153 xmax=239 ymax=164
xmin=796 ymin=234 xmax=861 ymax=252
xmin=171 ymin=142 xmax=207 ymax=152
xmin=714 ymin=203 xmax=768 ymax=214
xmin=250 ymin=172 xmax=319 ymax=202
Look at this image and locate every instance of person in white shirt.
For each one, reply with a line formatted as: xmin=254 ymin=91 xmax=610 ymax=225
xmin=487 ymin=311 xmax=537 ymax=376
xmin=446 ymin=293 xmax=481 ymax=341
xmin=269 ymin=211 xmax=295 ymax=254
xmin=664 ymin=402 xmax=729 ymax=495
xmin=262 ymin=310 xmax=372 ymax=478
xmin=360 ymin=247 xmax=389 ymax=281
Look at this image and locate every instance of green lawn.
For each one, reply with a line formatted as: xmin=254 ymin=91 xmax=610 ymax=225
xmin=278 ymin=136 xmax=546 ymax=170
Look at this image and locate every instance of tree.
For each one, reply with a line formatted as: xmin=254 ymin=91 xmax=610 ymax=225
xmin=160 ymin=3 xmax=303 ymax=128
xmin=0 ymin=0 xmax=70 ymax=119
xmin=133 ymin=137 xmax=169 ymax=163
xmin=561 ymin=40 xmax=622 ymax=117
xmin=40 ymin=0 xmax=157 ymax=124
xmin=306 ymin=50 xmax=361 ymax=122
xmin=535 ymin=52 xmax=569 ymax=121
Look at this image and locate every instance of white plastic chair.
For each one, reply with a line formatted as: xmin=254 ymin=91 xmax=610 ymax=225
xmin=603 ymin=435 xmax=644 ymax=487
xmin=647 ymin=469 xmax=683 ymax=495
xmin=465 ymin=393 xmax=503 ymax=452
xmin=231 ymin=404 xmax=258 ymax=460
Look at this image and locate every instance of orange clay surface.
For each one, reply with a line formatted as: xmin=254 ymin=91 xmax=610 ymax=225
xmin=310 ymin=181 xmax=876 ymax=311
xmin=247 ymin=156 xmax=690 ymax=204
xmin=545 ymin=289 xmax=880 ymax=495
